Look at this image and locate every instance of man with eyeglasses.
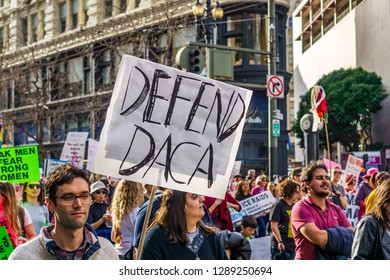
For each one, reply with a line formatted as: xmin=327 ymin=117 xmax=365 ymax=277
xmin=328 ymin=167 xmax=347 ymax=210
xmin=9 ymin=163 xmax=119 ymax=260
xmin=291 ymin=161 xmax=353 ymax=260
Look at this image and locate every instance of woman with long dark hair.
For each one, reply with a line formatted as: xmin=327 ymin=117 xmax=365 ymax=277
xmin=141 ymin=189 xmax=227 ymax=260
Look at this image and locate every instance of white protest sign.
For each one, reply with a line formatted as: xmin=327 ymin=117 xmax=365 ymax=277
xmin=249 ymin=236 xmax=271 ymax=260
xmin=44 ymin=159 xmax=67 ymax=177
xmin=230 ymin=191 xmax=276 ymax=224
xmin=341 ymin=154 xmax=363 ymax=186
xmin=60 ymin=132 xmax=89 ymax=169
xmin=86 ymin=138 xmax=99 ymax=172
xmin=231 ymin=161 xmax=241 ymax=177
xmin=91 ymin=55 xmax=252 ymax=199
xmin=345 ymin=192 xmax=359 ymax=228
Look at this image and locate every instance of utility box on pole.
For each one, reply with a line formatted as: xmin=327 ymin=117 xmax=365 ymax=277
xmin=206 ymin=48 xmax=234 ymax=80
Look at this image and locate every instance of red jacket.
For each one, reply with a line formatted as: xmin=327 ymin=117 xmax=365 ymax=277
xmin=204 ymin=192 xmax=242 ymax=231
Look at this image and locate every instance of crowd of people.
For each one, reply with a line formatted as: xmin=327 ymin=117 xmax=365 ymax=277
xmin=2 ymin=160 xmax=390 ymax=260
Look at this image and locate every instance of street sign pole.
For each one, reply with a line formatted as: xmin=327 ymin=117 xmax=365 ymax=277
xmin=268 ymin=0 xmax=278 ymax=181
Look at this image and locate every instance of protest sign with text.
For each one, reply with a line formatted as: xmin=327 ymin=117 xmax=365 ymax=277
xmin=249 ymin=236 xmax=271 ymax=260
xmin=342 ymin=154 xmax=363 ymax=186
xmin=0 ymin=145 xmax=40 ymax=183
xmin=345 ymin=192 xmax=359 ymax=228
xmin=60 ymin=132 xmax=89 ymax=169
xmin=91 ymin=55 xmax=252 ymax=198
xmin=86 ymin=138 xmax=99 ymax=172
xmin=0 ymin=226 xmax=14 ymax=260
xmin=231 ymin=161 xmax=242 ymax=177
xmin=230 ymin=190 xmax=276 ymax=225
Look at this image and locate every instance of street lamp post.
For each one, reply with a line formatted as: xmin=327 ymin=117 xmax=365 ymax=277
xmin=268 ymin=0 xmax=278 ymax=181
xmin=192 ymin=0 xmax=224 ymax=44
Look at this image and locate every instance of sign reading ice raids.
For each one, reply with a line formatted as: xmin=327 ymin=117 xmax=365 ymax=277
xmin=92 ymin=55 xmax=252 ymax=199
xmin=0 ymin=145 xmax=40 ymax=184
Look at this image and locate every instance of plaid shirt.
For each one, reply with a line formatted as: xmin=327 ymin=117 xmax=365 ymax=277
xmin=43 ymin=225 xmax=93 ymax=260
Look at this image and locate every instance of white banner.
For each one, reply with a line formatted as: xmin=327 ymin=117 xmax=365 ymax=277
xmin=91 ymin=55 xmax=252 ymax=199
xmin=230 ymin=191 xmax=276 ymax=224
xmin=60 ymin=132 xmax=89 ymax=169
xmin=86 ymin=138 xmax=99 ymax=172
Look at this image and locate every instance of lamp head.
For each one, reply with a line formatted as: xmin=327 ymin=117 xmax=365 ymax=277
xmin=192 ymin=0 xmax=205 ymax=17
xmin=212 ymin=2 xmax=224 ymax=20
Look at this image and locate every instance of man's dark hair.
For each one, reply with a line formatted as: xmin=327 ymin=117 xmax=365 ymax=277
xmin=241 ymin=215 xmax=257 ymax=228
xmin=290 ymin=167 xmax=302 ymax=180
xmin=301 ymin=161 xmax=328 ymax=183
xmin=45 ymin=163 xmax=90 ymax=205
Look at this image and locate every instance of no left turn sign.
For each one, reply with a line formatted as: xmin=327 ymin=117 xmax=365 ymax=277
xmin=267 ymin=75 xmax=284 ymax=98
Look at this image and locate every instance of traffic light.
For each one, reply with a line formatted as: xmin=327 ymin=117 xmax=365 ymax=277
xmin=175 ymin=46 xmax=205 ymax=74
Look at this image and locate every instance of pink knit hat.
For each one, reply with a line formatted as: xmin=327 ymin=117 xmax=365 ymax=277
xmin=345 ymin=174 xmax=355 ymax=185
xmin=363 ymin=168 xmax=378 ymax=180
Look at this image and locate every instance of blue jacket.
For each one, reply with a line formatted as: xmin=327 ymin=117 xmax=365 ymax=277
xmin=316 ymin=226 xmax=353 ymax=260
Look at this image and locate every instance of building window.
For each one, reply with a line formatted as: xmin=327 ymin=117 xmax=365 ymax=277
xmin=227 ymin=14 xmax=242 ymax=31
xmin=0 ymin=26 xmax=3 ymax=51
xmin=31 ymin=13 xmax=38 ymax=42
xmin=14 ymin=122 xmax=38 ymax=146
xmin=59 ymin=2 xmax=67 ymax=33
xmin=83 ymin=56 xmax=92 ymax=94
xmin=21 ymin=17 xmax=28 ymax=46
xmin=248 ymin=13 xmax=268 ymax=65
xmin=72 ymin=0 xmax=79 ymax=29
xmin=51 ymin=113 xmax=90 ymax=142
xmin=51 ymin=118 xmax=65 ymax=142
xmin=120 ymin=0 xmax=127 ymax=13
xmin=95 ymin=49 xmax=114 ymax=91
xmin=228 ymin=36 xmax=243 ymax=66
xmin=84 ymin=0 xmax=89 ymax=24
xmin=105 ymin=0 xmax=113 ymax=18
xmin=0 ymin=24 xmax=9 ymax=51
xmin=51 ymin=61 xmax=68 ymax=100
xmin=221 ymin=7 xmax=269 ymax=67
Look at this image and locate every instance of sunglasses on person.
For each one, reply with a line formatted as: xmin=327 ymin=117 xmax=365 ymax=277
xmin=27 ymin=184 xmax=42 ymax=189
xmin=333 ymin=171 xmax=342 ymax=175
xmin=95 ymin=190 xmax=107 ymax=195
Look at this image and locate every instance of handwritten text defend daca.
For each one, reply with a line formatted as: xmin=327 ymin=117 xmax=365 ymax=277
xmin=117 ymin=67 xmax=246 ymax=188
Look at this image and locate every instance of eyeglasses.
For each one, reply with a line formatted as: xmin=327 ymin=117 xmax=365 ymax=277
xmin=27 ymin=184 xmax=42 ymax=189
xmin=54 ymin=192 xmax=92 ymax=205
xmin=95 ymin=190 xmax=107 ymax=195
xmin=333 ymin=171 xmax=342 ymax=175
